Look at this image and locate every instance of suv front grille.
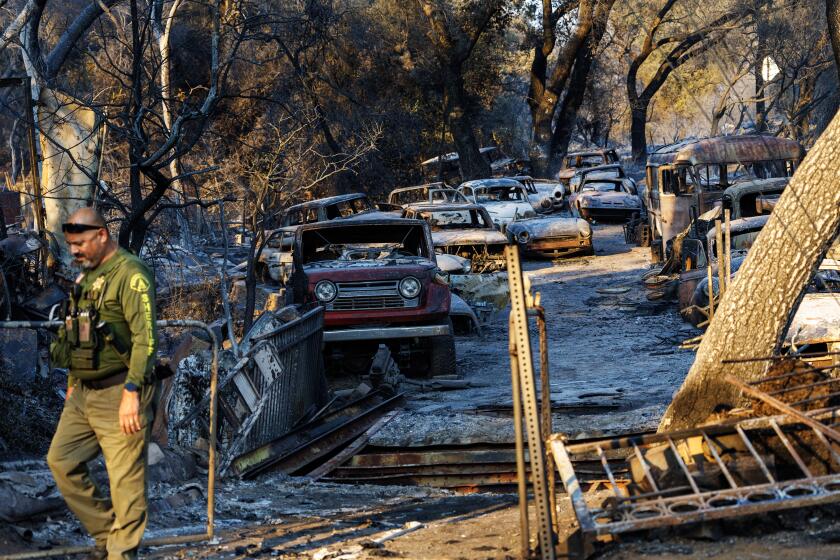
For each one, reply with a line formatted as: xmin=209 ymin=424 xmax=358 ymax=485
xmin=327 ymin=280 xmax=420 ymax=311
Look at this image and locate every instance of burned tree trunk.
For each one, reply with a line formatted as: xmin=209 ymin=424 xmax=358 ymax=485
xmin=658 ymin=111 xmax=840 ymax=431
xmin=828 ymin=0 xmax=840 ymax=81
xmin=417 ymin=0 xmax=500 ymax=181
xmin=37 ymin=90 xmax=101 ymax=266
xmin=629 ymin=100 xmax=648 ymax=164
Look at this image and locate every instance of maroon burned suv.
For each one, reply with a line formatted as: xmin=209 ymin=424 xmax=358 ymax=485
xmin=287 ymin=217 xmax=455 ymax=376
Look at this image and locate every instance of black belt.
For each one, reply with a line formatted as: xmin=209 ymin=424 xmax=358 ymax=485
xmin=81 ymin=370 xmax=128 ymax=390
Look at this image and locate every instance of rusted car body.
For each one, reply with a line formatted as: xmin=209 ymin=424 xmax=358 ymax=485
xmin=287 ymin=218 xmax=455 ymax=376
xmin=505 ymin=216 xmax=593 ymax=258
xmin=568 ymin=176 xmax=642 ymax=222
xmin=557 ymin=148 xmax=620 ymax=186
xmin=257 ymin=194 xmax=383 ymax=283
xmin=644 ymin=135 xmax=803 ymax=262
xmin=678 ymin=214 xmax=769 ymax=320
xmin=402 ymin=203 xmax=507 ymax=273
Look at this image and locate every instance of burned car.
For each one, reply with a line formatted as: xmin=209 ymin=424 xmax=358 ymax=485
xmin=509 ymin=176 xmax=564 ymax=213
xmin=569 ymin=177 xmax=642 ymax=222
xmin=402 ymin=203 xmax=507 ymax=273
xmin=385 ymin=183 xmax=469 ymax=210
xmin=287 ymin=218 xmax=455 ymax=376
xmin=644 ymin=134 xmax=803 ymax=262
xmin=457 ymin=178 xmax=538 ymax=230
xmin=682 ymin=218 xmax=840 ymax=355
xmin=557 ymin=148 xmax=620 ymax=186
xmin=257 ymin=193 xmax=384 ymax=282
xmin=568 ymin=163 xmax=631 ymax=194
xmin=505 ymin=216 xmax=593 ymax=258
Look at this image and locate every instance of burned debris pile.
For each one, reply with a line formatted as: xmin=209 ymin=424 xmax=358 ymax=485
xmin=552 ymin=356 xmax=840 ymax=557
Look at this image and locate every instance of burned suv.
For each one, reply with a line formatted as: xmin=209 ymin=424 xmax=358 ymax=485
xmin=287 ymin=218 xmax=455 ymax=376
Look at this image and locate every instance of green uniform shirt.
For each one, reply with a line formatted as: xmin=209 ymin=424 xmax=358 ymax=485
xmin=51 ymin=248 xmax=157 ymax=388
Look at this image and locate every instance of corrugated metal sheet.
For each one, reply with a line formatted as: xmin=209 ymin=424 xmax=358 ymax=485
xmin=220 ymin=305 xmax=328 ymax=466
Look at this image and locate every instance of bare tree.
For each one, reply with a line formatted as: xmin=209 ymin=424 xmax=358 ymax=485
xmin=625 ymin=0 xmax=753 ymax=165
xmin=528 ymin=0 xmax=616 ymax=176
xmin=234 ymin=115 xmax=381 ymax=333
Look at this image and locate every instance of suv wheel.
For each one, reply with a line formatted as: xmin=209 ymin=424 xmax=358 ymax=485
xmin=428 ymin=322 xmax=456 ymax=378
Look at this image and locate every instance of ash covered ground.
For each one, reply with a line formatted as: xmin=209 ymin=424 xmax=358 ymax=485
xmin=8 ymin=225 xmax=836 ymax=559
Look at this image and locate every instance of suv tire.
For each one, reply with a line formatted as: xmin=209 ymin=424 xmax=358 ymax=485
xmin=428 ymin=321 xmax=456 ymax=378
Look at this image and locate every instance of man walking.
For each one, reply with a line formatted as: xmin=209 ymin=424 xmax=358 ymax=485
xmin=48 ymin=207 xmax=158 ymax=560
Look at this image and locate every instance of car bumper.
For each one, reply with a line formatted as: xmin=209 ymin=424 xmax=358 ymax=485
xmin=579 ymin=207 xmax=639 ymax=221
xmin=323 ymin=324 xmax=451 ymax=342
xmin=521 ymin=237 xmax=593 ymax=258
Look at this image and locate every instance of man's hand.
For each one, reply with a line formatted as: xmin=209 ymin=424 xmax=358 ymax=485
xmin=119 ymin=389 xmax=142 ymax=435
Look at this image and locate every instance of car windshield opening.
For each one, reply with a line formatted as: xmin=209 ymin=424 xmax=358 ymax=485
xmin=301 ymin=224 xmax=428 ymax=264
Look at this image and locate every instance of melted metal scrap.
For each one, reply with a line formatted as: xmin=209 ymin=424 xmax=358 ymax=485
xmin=449 ymin=272 xmax=510 ymax=312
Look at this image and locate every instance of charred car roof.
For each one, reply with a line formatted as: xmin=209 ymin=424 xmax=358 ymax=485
xmin=285 ymin=193 xmax=370 ymax=213
xmin=404 ymin=203 xmax=487 ymax=213
xmin=460 ymin=178 xmax=523 ymax=190
xmin=647 ymin=135 xmax=804 ymax=167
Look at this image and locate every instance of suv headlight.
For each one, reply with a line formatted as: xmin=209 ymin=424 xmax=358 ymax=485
xmin=399 ymin=276 xmax=422 ymax=298
xmin=314 ymin=280 xmax=337 ymax=302
xmin=517 ymin=230 xmax=530 ymax=244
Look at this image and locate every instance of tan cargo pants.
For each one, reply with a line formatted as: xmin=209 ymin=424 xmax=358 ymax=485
xmin=47 ymin=382 xmax=156 ymax=560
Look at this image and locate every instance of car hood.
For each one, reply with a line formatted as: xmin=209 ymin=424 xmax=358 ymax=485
xmin=436 ymin=253 xmax=471 ymax=274
xmin=785 ymin=293 xmax=840 ymax=345
xmin=481 ymin=201 xmax=537 ymax=223
xmin=506 ymin=216 xmax=586 ymax=237
xmin=432 ymin=229 xmax=508 ymax=246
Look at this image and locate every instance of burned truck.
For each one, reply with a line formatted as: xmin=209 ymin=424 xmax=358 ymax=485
xmin=401 ymin=203 xmax=507 ymax=273
xmin=257 ymin=194 xmax=383 ymax=283
xmin=286 ymin=218 xmax=455 ymax=377
xmin=557 ymin=148 xmax=620 ymax=187
xmin=644 ymin=135 xmax=803 ymax=262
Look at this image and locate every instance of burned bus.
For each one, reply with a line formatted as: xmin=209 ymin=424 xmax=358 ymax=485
xmin=643 ymin=135 xmax=804 ymax=262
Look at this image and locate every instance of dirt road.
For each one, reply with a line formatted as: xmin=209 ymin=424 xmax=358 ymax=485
xmin=374 ymin=223 xmax=698 ymax=447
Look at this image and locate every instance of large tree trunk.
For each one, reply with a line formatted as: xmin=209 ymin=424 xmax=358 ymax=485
xmin=445 ymin=72 xmax=490 ymax=180
xmin=629 ymin=101 xmax=648 ymax=165
xmin=658 ymin=110 xmax=840 ymax=432
xmin=37 ymin=89 xmax=101 ymax=267
xmin=830 ymin=0 xmax=840 ymax=80
xmin=529 ymin=95 xmax=557 ymax=178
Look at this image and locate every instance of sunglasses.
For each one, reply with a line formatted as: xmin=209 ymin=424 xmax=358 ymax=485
xmin=62 ymin=223 xmax=105 ymax=234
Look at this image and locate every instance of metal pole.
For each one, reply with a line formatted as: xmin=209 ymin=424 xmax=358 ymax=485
xmin=534 ymin=307 xmax=557 ymax=532
xmin=509 ymin=313 xmax=530 ymax=559
xmin=0 ymin=318 xmax=219 ymax=557
xmin=505 ymin=244 xmax=556 ymax=560
xmin=715 ymin=219 xmax=725 ymax=300
xmin=724 ymin=208 xmax=732 ymax=291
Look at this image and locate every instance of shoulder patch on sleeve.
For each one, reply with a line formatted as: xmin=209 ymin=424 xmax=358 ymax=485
xmin=129 ymin=272 xmax=150 ymax=293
